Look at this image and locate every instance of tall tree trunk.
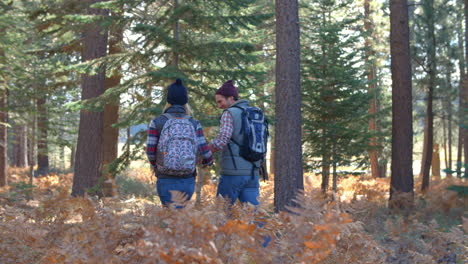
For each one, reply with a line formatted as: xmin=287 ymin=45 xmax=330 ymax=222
xmin=13 ymin=124 xmax=28 ymax=167
xmin=126 ymin=126 xmax=131 ymax=167
xmin=321 ymin=150 xmax=330 ymax=194
xmin=365 ymin=0 xmax=380 ymax=178
xmin=457 ymin=0 xmax=465 ymax=178
xmin=70 ymin=144 xmax=75 ymax=169
xmin=195 ymin=165 xmax=204 ymax=206
xmin=463 ymin=0 xmax=468 ymax=178
xmin=27 ymin=117 xmax=35 ymax=167
xmin=431 ymin=143 xmax=441 ymax=179
xmin=274 ymin=0 xmax=303 ymax=212
xmin=420 ymin=0 xmax=436 ymax=192
xmin=29 ymin=114 xmax=35 ymax=193
xmin=173 ymin=0 xmax=180 ymax=68
xmin=332 ymin=133 xmax=338 ymax=200
xmin=448 ymin=102 xmax=453 ymax=177
xmin=28 ymin=113 xmax=36 ymax=181
xmin=0 ymin=88 xmax=7 ymax=187
xmin=445 ymin=55 xmax=454 ymax=177
xmin=72 ymin=0 xmax=109 ymax=197
xmin=101 ymin=19 xmax=123 ymax=197
xmin=389 ymin=0 xmax=414 ymax=209
xmin=36 ymin=97 xmax=49 ymax=176
xmin=442 ymin=114 xmax=449 ymax=173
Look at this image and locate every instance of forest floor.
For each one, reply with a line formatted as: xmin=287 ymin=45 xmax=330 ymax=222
xmin=0 ymin=167 xmax=466 ymax=264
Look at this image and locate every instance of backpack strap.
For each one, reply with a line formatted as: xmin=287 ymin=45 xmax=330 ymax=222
xmin=162 ymin=113 xmax=174 ymax=120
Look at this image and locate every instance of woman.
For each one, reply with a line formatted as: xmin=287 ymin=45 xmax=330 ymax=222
xmin=146 ymin=78 xmax=213 ymax=207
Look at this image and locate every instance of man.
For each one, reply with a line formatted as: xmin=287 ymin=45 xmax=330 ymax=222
xmin=209 ymin=80 xmax=261 ymax=205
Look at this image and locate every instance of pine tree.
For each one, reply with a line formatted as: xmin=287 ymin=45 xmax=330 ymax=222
xmin=300 ymin=0 xmax=369 ymax=194
xmin=413 ymin=0 xmax=438 ymax=191
xmin=274 ymin=0 xmax=303 ymax=211
xmin=389 ymin=0 xmax=414 ymax=209
xmin=72 ymin=0 xmax=109 ymax=197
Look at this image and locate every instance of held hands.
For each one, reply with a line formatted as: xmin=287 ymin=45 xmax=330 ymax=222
xmin=202 ymin=159 xmax=214 ymax=168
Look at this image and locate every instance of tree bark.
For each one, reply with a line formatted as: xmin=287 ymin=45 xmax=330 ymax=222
xmin=332 ymin=134 xmax=338 ymax=200
xmin=463 ymin=0 xmax=468 ymax=178
xmin=365 ymin=0 xmax=380 ymax=178
xmin=72 ymin=0 xmax=109 ymax=197
xmin=445 ymin=57 xmax=453 ymax=177
xmin=274 ymin=0 xmax=303 ymax=212
xmin=389 ymin=0 xmax=414 ymax=209
xmin=173 ymin=0 xmax=180 ymax=68
xmin=442 ymin=114 xmax=449 ymax=174
xmin=431 ymin=143 xmax=441 ymax=179
xmin=321 ymin=150 xmax=330 ymax=194
xmin=101 ymin=18 xmax=122 ymax=197
xmin=27 ymin=117 xmax=36 ymax=167
xmin=420 ymin=0 xmax=436 ymax=192
xmin=12 ymin=124 xmax=28 ymax=167
xmin=28 ymin=113 xmax=36 ymax=181
xmin=448 ymin=102 xmax=453 ymax=176
xmin=457 ymin=0 xmax=465 ymax=178
xmin=126 ymin=126 xmax=131 ymax=167
xmin=70 ymin=144 xmax=75 ymax=169
xmin=0 ymin=89 xmax=7 ymax=187
xmin=36 ymin=97 xmax=49 ymax=176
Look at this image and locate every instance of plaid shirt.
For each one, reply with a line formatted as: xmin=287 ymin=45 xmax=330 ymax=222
xmin=209 ymin=111 xmax=234 ymax=152
xmin=146 ymin=115 xmax=213 ymax=170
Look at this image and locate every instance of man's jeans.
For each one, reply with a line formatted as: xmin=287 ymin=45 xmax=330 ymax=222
xmin=216 ymin=175 xmax=259 ymax=205
xmin=156 ymin=177 xmax=195 ymax=207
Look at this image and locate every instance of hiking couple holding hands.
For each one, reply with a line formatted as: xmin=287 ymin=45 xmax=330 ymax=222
xmin=146 ymin=79 xmax=268 ymax=207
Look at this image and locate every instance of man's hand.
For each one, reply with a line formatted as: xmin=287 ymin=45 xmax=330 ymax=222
xmin=202 ymin=159 xmax=214 ymax=168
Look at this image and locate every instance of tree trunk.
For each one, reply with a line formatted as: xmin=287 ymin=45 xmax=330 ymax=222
xmin=274 ymin=0 xmax=303 ymax=212
xmin=0 ymin=88 xmax=7 ymax=187
xmin=70 ymin=144 xmax=75 ymax=169
xmin=27 ymin=117 xmax=36 ymax=167
xmin=448 ymin=102 xmax=453 ymax=177
xmin=378 ymin=159 xmax=387 ymax=178
xmin=195 ymin=166 xmax=204 ymax=206
xmin=365 ymin=0 xmax=380 ymax=178
xmin=28 ymin=113 xmax=36 ymax=181
xmin=101 ymin=19 xmax=122 ymax=197
xmin=37 ymin=97 xmax=49 ymax=176
xmin=442 ymin=114 xmax=449 ymax=175
xmin=431 ymin=143 xmax=441 ymax=179
xmin=332 ymin=135 xmax=337 ymax=200
xmin=389 ymin=0 xmax=414 ymax=209
xmin=321 ymin=150 xmax=330 ymax=194
xmin=173 ymin=0 xmax=180 ymax=68
xmin=420 ymin=0 xmax=436 ymax=192
xmin=72 ymin=0 xmax=109 ymax=197
xmin=444 ymin=65 xmax=454 ymax=177
xmin=29 ymin=115 xmax=35 ymax=195
xmin=457 ymin=0 xmax=465 ymax=178
xmin=126 ymin=126 xmax=131 ymax=167
xmin=463 ymin=0 xmax=468 ymax=178
xmin=13 ymin=124 xmax=28 ymax=167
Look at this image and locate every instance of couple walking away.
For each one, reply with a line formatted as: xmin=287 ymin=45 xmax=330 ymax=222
xmin=146 ymin=79 xmax=268 ymax=207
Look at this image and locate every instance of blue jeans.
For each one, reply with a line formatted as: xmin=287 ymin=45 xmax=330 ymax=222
xmin=216 ymin=175 xmax=259 ymax=205
xmin=156 ymin=177 xmax=195 ymax=207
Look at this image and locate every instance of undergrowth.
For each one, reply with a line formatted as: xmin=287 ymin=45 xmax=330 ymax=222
xmin=0 ymin=167 xmax=466 ymax=263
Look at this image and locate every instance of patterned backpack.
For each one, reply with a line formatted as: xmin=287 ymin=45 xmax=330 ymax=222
xmin=156 ymin=114 xmax=197 ymax=176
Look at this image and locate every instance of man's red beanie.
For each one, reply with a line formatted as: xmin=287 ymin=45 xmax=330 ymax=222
xmin=215 ymin=80 xmax=238 ymax=98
